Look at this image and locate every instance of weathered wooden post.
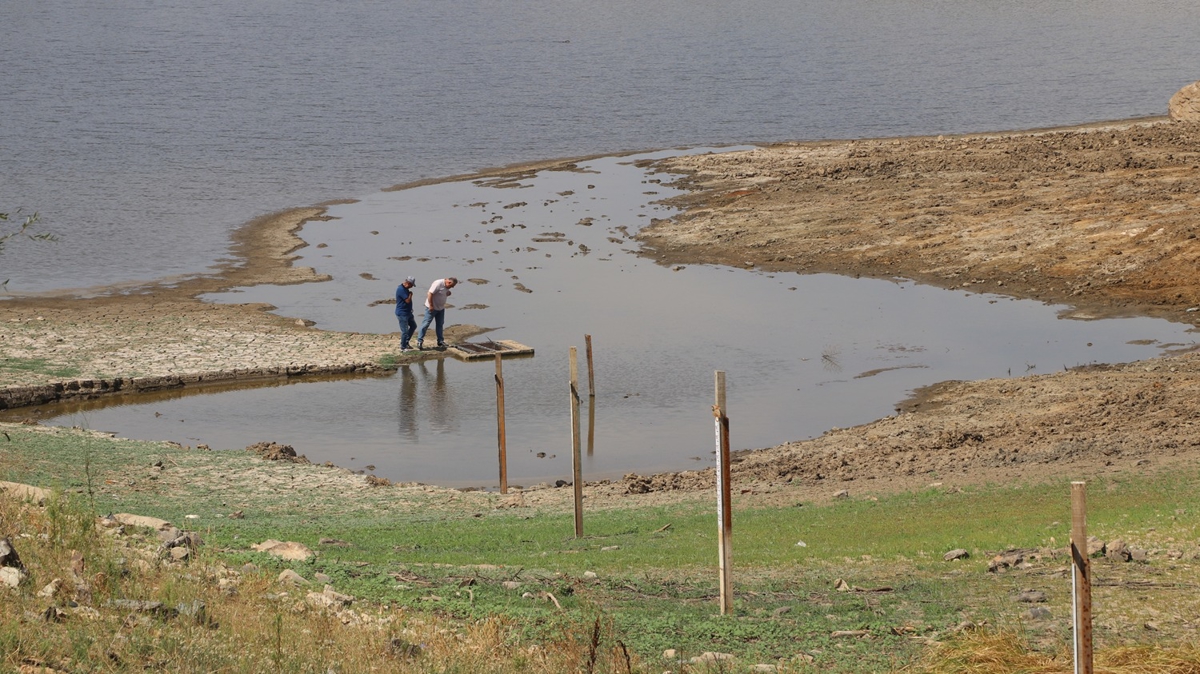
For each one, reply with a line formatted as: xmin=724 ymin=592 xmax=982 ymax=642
xmin=714 ymin=371 xmax=733 ymax=615
xmin=1071 ymin=481 xmax=1093 ymax=674
xmin=570 ymin=347 xmax=583 ymax=538
xmin=495 ymin=353 xmax=508 ymax=494
xmin=585 ymin=334 xmax=596 ymax=457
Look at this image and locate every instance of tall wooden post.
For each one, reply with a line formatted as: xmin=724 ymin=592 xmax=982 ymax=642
xmin=714 ymin=371 xmax=733 ymax=615
xmin=585 ymin=334 xmax=596 ymax=397
xmin=585 ymin=334 xmax=596 ymax=456
xmin=1071 ymin=481 xmax=1093 ymax=674
xmin=495 ymin=354 xmax=508 ymax=494
xmin=570 ymin=347 xmax=583 ymax=538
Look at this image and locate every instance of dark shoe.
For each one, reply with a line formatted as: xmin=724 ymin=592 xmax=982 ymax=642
xmin=417 ymin=341 xmax=424 ymax=351
xmin=437 ymin=342 xmax=447 ymax=349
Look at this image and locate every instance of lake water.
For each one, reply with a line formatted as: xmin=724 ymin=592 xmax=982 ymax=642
xmin=4 ymin=0 xmax=1200 ymax=486
xmin=17 ymin=151 xmax=1197 ymax=486
xmin=3 ymin=0 xmax=1200 ymax=293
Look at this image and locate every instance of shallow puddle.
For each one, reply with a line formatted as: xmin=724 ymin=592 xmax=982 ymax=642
xmin=25 ymin=150 xmax=1198 ymax=486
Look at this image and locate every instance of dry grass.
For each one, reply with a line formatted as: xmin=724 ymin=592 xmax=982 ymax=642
xmin=0 ymin=492 xmax=646 ymax=673
xmin=912 ymin=628 xmax=1200 ymax=674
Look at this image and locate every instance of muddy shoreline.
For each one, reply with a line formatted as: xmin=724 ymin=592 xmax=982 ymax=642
xmin=4 ymin=117 xmax=1200 ymax=497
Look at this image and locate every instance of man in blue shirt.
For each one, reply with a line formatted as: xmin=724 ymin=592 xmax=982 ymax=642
xmin=395 ymin=276 xmax=418 ymax=352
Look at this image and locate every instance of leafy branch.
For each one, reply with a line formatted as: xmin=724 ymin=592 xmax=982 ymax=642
xmin=1 ymin=210 xmax=57 ymax=288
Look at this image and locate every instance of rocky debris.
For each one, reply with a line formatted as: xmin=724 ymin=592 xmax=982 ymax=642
xmin=690 ymin=651 xmax=735 ymax=665
xmin=365 ymin=475 xmax=392 ymax=487
xmin=246 ymin=442 xmax=309 ymax=464
xmin=388 ymin=638 xmax=423 ymax=659
xmin=0 ymin=538 xmax=26 ymax=589
xmin=305 ymin=585 xmax=354 ymax=609
xmin=1022 ymin=606 xmax=1053 ymax=621
xmin=253 ymin=540 xmax=315 ymax=561
xmin=988 ymin=549 xmax=1035 ymax=573
xmin=112 ymin=513 xmax=173 ymax=531
xmin=943 ymin=548 xmax=969 ymax=561
xmin=0 ymin=481 xmax=50 ymax=505
xmin=1014 ymin=589 xmax=1048 ymax=603
xmin=278 ymin=569 xmax=308 ymax=587
xmin=1106 ymin=539 xmax=1131 ymax=562
xmin=37 ymin=579 xmax=62 ymax=598
xmin=1169 ymin=81 xmax=1200 ymax=122
xmin=158 ymin=531 xmax=204 ymax=560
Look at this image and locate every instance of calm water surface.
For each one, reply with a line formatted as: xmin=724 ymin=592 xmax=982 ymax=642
xmin=3 ymin=0 xmax=1200 ymax=292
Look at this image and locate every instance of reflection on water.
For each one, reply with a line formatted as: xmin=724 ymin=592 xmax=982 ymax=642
xmin=22 ymin=152 xmax=1200 ymax=486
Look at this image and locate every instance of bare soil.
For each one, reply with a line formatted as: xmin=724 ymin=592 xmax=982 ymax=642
xmin=618 ymin=117 xmax=1200 ymax=499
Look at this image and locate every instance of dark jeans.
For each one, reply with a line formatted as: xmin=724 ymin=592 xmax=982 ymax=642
xmin=398 ymin=312 xmax=417 ymax=348
xmin=418 ymin=308 xmax=445 ymax=345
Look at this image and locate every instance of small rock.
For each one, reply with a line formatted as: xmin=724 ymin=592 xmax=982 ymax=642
xmin=833 ymin=490 xmax=850 ymax=499
xmin=795 ymin=540 xmax=807 ymax=547
xmin=0 ymin=566 xmax=27 ymax=588
xmin=944 ymin=548 xmax=969 ymax=561
xmin=751 ymin=665 xmax=777 ymax=673
xmin=305 ymin=586 xmax=353 ymax=609
xmin=37 ymin=578 xmax=62 ymax=598
xmin=834 ymin=578 xmax=852 ymax=592
xmin=583 ymin=571 xmax=598 ymax=579
xmin=169 ymin=547 xmax=191 ymax=562
xmin=1015 ymin=589 xmax=1047 ymax=603
xmin=502 ymin=581 xmax=522 ymax=590
xmin=314 ymin=572 xmax=332 ymax=584
xmin=277 ymin=569 xmax=308 ymax=587
xmin=1087 ymin=536 xmax=1106 ymax=557
xmin=663 ymin=649 xmax=678 ymax=660
xmin=388 ymin=638 xmax=423 ymax=659
xmin=792 ymin=653 xmax=816 ymax=663
xmin=1144 ymin=621 xmax=1161 ymax=631
xmin=1106 ymin=539 xmax=1131 ymax=562
xmin=601 ymin=545 xmax=620 ymax=551
xmin=1130 ymin=548 xmax=1149 ymax=562
xmin=772 ymin=606 xmax=793 ymax=617
xmin=690 ymin=651 xmax=735 ymax=664
xmin=252 ymin=540 xmax=315 ymax=562
xmin=1022 ymin=606 xmax=1052 ymax=621
xmin=0 ymin=538 xmax=24 ymax=569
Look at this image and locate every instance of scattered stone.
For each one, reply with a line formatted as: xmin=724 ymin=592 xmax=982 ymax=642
xmin=1087 ymin=536 xmax=1106 ymax=557
xmin=217 ymin=578 xmax=238 ymax=596
xmin=690 ymin=651 xmax=735 ymax=664
xmin=1015 ymin=589 xmax=1047 ymax=603
xmin=1022 ymin=606 xmax=1052 ymax=621
xmin=176 ymin=600 xmax=209 ymax=625
xmin=37 ymin=578 xmax=62 ymax=598
xmin=663 ymin=649 xmax=678 ymax=660
xmin=113 ymin=513 xmax=172 ymax=531
xmin=1106 ymin=539 xmax=1131 ymax=562
xmin=228 ymin=510 xmax=244 ymax=519
xmin=834 ymin=578 xmax=852 ymax=592
xmin=277 ymin=569 xmax=308 ymax=587
xmin=1144 ymin=621 xmax=1161 ymax=631
xmin=365 ymin=475 xmax=392 ymax=487
xmin=319 ymin=538 xmax=351 ymax=547
xmin=601 ymin=545 xmax=620 ymax=551
xmin=831 ymin=630 xmax=870 ymax=638
xmin=1130 ymin=548 xmax=1149 ymax=562
xmin=751 ymin=665 xmax=777 ymax=673
xmin=306 ymin=585 xmax=354 ymax=609
xmin=0 ymin=538 xmax=24 ymax=570
xmin=314 ymin=572 xmax=332 ymax=584
xmin=169 ymin=547 xmax=191 ymax=562
xmin=583 ymin=571 xmax=598 ymax=579
xmin=944 ymin=548 xmax=969 ymax=561
xmin=833 ymin=489 xmax=850 ymax=499
xmin=792 ymin=653 xmax=816 ymax=664
xmin=0 ymin=566 xmax=27 ymax=588
xmin=502 ymin=581 xmax=522 ymax=590
xmin=795 ymin=540 xmax=807 ymax=547
xmin=252 ymin=540 xmax=315 ymax=561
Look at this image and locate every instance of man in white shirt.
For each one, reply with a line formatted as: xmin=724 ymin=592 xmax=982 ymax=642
xmin=417 ymin=277 xmax=458 ymax=350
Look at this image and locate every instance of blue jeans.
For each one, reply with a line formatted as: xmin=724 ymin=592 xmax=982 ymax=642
xmin=418 ymin=308 xmax=445 ymax=345
xmin=398 ymin=312 xmax=417 ymax=348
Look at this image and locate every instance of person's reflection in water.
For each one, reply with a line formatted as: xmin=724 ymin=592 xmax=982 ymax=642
xmin=421 ymin=358 xmax=457 ymax=433
xmin=397 ymin=365 xmax=419 ymax=443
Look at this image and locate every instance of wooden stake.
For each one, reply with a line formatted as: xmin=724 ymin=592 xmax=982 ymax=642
xmin=586 ymin=395 xmax=596 ymax=457
xmin=585 ymin=334 xmax=596 ymax=397
xmin=570 ymin=347 xmax=583 ymax=538
xmin=495 ymin=354 xmax=508 ymax=494
xmin=1071 ymin=481 xmax=1093 ymax=674
xmin=714 ymin=371 xmax=733 ymax=615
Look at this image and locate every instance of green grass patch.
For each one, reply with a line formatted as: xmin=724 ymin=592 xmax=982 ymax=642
xmin=5 ymin=423 xmax=1200 ymax=671
xmin=0 ymin=356 xmax=81 ymax=379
